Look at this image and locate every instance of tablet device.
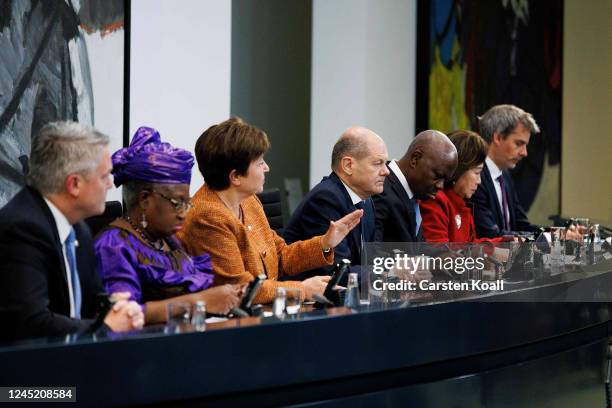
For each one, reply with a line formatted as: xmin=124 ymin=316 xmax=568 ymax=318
xmin=240 ymin=274 xmax=267 ymax=311
xmin=321 ymin=259 xmax=351 ymax=306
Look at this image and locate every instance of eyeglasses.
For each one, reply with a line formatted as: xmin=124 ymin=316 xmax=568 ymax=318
xmin=149 ymin=190 xmax=193 ymax=213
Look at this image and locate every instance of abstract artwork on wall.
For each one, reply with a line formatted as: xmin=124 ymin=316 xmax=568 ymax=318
xmin=416 ymin=0 xmax=563 ymax=219
xmin=0 ymin=0 xmax=125 ymax=208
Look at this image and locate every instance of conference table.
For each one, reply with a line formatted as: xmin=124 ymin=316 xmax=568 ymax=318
xmin=1 ymin=256 xmax=611 ymax=407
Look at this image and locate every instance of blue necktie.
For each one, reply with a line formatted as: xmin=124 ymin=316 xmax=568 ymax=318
xmin=65 ymin=228 xmax=82 ymax=319
xmin=412 ymin=198 xmax=422 ymax=237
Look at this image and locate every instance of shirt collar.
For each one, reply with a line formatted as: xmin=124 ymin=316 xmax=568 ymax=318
xmin=44 ymin=198 xmax=73 ymax=243
xmin=388 ymin=160 xmax=414 ymax=200
xmin=486 ymin=156 xmax=503 ymax=181
xmin=339 ymin=179 xmax=364 ymax=206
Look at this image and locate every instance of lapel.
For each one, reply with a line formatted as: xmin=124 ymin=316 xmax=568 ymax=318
xmin=387 ymin=167 xmax=417 ymax=238
xmin=481 ymin=165 xmax=505 ymax=229
xmin=328 ymin=173 xmax=361 ymax=251
xmin=29 ymin=187 xmax=70 ymax=289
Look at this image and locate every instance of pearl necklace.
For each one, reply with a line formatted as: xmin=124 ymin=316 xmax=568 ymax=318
xmin=124 ymin=215 xmax=165 ymax=251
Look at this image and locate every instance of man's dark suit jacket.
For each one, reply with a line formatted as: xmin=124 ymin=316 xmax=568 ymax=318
xmin=0 ymin=186 xmax=103 ymax=341
xmin=283 ymin=172 xmax=375 ymax=280
xmin=372 ymin=163 xmax=424 ymax=243
xmin=470 ymin=165 xmax=540 ymax=238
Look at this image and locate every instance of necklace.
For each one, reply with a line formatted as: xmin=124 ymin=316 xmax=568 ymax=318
xmin=124 ymin=215 xmax=165 ymax=251
xmin=216 ymin=193 xmax=243 ymax=222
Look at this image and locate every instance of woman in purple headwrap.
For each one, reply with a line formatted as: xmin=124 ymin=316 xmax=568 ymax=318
xmin=94 ymin=127 xmax=242 ymax=324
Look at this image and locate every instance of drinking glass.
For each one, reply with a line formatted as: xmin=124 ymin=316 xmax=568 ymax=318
xmin=549 ymin=227 xmax=565 ymax=273
xmin=574 ymin=218 xmax=590 ymax=242
xmin=166 ymin=302 xmax=192 ymax=334
xmin=284 ymin=288 xmax=302 ymax=316
xmin=574 ymin=218 xmax=590 ymax=263
xmin=273 ymin=287 xmax=286 ymax=318
xmin=191 ymin=301 xmax=207 ymax=332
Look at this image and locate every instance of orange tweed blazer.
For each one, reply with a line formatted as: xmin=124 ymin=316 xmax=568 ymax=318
xmin=178 ymin=184 xmax=333 ymax=304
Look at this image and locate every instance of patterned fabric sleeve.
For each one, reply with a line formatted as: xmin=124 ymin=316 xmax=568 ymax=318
xmin=94 ymin=229 xmax=144 ymax=303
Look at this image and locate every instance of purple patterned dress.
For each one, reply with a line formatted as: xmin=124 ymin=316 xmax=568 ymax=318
xmin=94 ymin=219 xmax=214 ymax=305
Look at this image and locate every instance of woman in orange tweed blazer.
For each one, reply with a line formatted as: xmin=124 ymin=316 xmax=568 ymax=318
xmin=178 ymin=118 xmax=363 ymax=304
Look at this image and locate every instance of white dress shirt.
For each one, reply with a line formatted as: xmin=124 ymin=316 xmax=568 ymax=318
xmin=340 ymin=179 xmax=364 ymax=206
xmin=44 ymin=198 xmax=77 ymax=318
xmin=388 ymin=160 xmax=415 ymax=200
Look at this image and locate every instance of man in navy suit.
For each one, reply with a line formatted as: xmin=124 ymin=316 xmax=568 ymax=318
xmin=0 ymin=122 xmax=144 ymax=341
xmin=470 ymin=105 xmax=542 ymax=238
xmin=283 ymin=126 xmax=389 ymax=280
xmin=373 ymin=130 xmax=457 ymax=243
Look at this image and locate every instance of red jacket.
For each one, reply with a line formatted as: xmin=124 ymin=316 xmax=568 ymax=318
xmin=420 ymin=188 xmax=506 ymax=244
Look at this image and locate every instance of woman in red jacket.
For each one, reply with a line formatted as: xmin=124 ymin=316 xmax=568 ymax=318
xmin=420 ymin=130 xmax=509 ymax=243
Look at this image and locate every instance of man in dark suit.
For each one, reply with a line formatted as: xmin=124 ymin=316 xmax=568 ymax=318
xmin=0 ymin=122 xmax=144 ymax=341
xmin=283 ymin=126 xmax=389 ymax=280
xmin=470 ymin=105 xmax=542 ymax=238
xmin=373 ymin=130 xmax=458 ymax=243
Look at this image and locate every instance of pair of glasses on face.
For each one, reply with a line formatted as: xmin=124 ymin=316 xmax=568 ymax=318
xmin=148 ymin=190 xmax=193 ymax=213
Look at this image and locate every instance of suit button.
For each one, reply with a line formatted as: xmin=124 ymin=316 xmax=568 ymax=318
xmin=247 ymin=225 xmax=253 ymax=231
xmin=262 ymin=250 xmax=267 ymax=257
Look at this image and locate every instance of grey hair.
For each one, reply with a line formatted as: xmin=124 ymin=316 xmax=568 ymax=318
xmin=122 ymin=180 xmax=158 ymax=210
xmin=478 ymin=104 xmax=540 ymax=143
xmin=27 ymin=121 xmax=110 ymax=194
xmin=331 ymin=133 xmax=369 ymax=170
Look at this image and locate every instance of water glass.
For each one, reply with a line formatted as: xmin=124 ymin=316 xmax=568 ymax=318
xmin=574 ymin=218 xmax=590 ymax=263
xmin=550 ymin=227 xmax=565 ymax=271
xmin=191 ymin=301 xmax=207 ymax=332
xmin=574 ymin=218 xmax=590 ymax=241
xmin=166 ymin=302 xmax=192 ymax=334
xmin=284 ymin=288 xmax=302 ymax=316
xmin=273 ymin=287 xmax=286 ymax=318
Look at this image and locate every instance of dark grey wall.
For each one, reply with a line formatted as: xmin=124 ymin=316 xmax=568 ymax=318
xmin=231 ymin=0 xmax=312 ymax=217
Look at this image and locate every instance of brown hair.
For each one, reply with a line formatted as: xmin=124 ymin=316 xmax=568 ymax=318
xmin=478 ymin=104 xmax=540 ymax=143
xmin=446 ymin=130 xmax=488 ymax=186
xmin=195 ymin=117 xmax=270 ymax=190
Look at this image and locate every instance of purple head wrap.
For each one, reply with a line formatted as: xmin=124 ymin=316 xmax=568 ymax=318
xmin=111 ymin=126 xmax=194 ymax=187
